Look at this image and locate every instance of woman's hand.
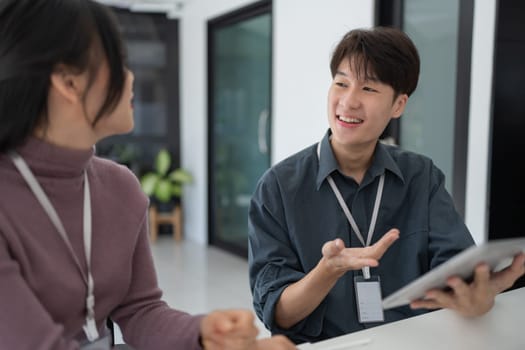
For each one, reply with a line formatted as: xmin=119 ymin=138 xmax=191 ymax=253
xmin=200 ymin=309 xmax=296 ymax=350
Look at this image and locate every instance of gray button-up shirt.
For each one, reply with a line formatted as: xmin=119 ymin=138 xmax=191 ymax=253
xmin=248 ymin=130 xmax=475 ymax=344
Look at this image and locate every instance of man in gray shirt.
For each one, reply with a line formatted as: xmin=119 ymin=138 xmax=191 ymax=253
xmin=248 ymin=27 xmax=525 ymax=344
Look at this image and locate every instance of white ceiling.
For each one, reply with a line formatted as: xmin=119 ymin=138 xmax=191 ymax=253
xmin=96 ymin=0 xmax=188 ymax=18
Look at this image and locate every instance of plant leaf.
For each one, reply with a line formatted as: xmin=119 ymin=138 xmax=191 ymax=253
xmin=155 ymin=149 xmax=171 ymax=176
xmin=154 ymin=179 xmax=173 ymax=203
xmin=140 ymin=173 xmax=159 ymax=196
xmin=172 ymin=183 xmax=183 ymax=197
xmin=169 ymin=169 xmax=193 ymax=184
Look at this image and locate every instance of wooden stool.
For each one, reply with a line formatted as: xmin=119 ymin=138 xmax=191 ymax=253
xmin=148 ymin=204 xmax=182 ymax=242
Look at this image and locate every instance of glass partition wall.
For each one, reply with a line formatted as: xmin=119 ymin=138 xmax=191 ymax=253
xmin=208 ymin=1 xmax=272 ymax=257
xmin=376 ymin=0 xmax=473 ymax=216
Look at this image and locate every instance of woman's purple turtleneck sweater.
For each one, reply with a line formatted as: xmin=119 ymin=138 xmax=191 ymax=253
xmin=0 ymin=138 xmax=203 ymax=350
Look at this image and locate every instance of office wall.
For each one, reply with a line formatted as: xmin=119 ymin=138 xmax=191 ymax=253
xmin=272 ymin=1 xmax=374 ymax=163
xmin=180 ymin=0 xmax=374 ymax=243
xmin=180 ymin=0 xmax=496 ymax=245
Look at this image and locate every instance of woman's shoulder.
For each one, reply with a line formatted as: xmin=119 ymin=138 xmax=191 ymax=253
xmin=89 ymin=156 xmax=149 ymax=208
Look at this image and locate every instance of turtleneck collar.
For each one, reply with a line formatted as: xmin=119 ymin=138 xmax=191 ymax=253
xmin=15 ymin=137 xmax=94 ymax=178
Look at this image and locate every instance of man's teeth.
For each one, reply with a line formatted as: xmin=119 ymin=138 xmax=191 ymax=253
xmin=338 ymin=116 xmax=363 ymax=123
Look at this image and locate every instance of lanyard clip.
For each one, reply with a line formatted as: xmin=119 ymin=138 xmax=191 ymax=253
xmin=83 ymin=316 xmax=99 ymax=342
xmin=362 ymin=266 xmax=371 ymax=280
xmin=83 ymin=293 xmax=98 ymax=341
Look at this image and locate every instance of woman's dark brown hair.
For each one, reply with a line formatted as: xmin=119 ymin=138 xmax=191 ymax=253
xmin=0 ymin=0 xmax=127 ymax=152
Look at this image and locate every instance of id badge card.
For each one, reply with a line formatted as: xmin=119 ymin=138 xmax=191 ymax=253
xmin=354 ymin=275 xmax=385 ymax=323
xmin=79 ymin=334 xmax=112 ymax=350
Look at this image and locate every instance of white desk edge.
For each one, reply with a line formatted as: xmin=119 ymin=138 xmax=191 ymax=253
xmin=298 ymin=286 xmax=525 ymax=350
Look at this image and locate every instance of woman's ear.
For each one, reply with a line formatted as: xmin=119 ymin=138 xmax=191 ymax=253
xmin=49 ymin=65 xmax=85 ymax=103
xmin=391 ymin=93 xmax=408 ymax=119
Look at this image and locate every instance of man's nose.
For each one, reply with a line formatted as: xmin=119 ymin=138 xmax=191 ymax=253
xmin=339 ymin=87 xmax=361 ymax=109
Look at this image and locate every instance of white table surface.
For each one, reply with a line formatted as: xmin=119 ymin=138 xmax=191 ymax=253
xmin=298 ymin=287 xmax=525 ymax=350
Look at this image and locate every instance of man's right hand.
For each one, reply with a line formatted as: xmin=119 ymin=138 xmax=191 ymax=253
xmin=274 ymin=228 xmax=400 ymax=329
xmin=321 ymin=228 xmax=400 ymax=277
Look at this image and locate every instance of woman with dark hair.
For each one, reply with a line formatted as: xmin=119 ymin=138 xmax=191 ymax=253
xmin=0 ymin=1 xmax=295 ymax=349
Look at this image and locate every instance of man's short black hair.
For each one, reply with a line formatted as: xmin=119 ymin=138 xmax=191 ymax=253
xmin=330 ymin=27 xmax=420 ymax=97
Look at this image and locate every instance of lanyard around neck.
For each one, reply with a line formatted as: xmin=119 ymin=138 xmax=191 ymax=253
xmin=317 ymin=142 xmax=385 ymax=278
xmin=9 ymin=151 xmax=99 ymax=341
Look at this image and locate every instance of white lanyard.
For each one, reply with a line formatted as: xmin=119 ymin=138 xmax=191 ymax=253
xmin=9 ymin=151 xmax=99 ymax=341
xmin=317 ymin=142 xmax=385 ymax=279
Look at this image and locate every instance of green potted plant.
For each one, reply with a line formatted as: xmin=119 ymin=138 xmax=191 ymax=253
xmin=140 ymin=149 xmax=192 ymax=207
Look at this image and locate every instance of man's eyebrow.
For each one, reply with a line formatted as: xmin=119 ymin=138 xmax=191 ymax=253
xmin=335 ymin=70 xmax=348 ymax=77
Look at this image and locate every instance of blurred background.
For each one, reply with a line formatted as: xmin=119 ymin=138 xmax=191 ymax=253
xmin=95 ymin=1 xmax=525 ymax=289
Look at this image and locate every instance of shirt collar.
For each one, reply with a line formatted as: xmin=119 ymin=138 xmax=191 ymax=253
xmin=316 ymin=130 xmax=339 ymax=190
xmin=316 ymin=129 xmax=405 ymax=190
xmin=367 ymin=141 xmax=405 ymax=184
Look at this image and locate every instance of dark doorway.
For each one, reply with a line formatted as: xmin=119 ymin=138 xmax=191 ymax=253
xmin=96 ymin=10 xmax=180 ymax=177
xmin=489 ymin=0 xmax=525 ymax=289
